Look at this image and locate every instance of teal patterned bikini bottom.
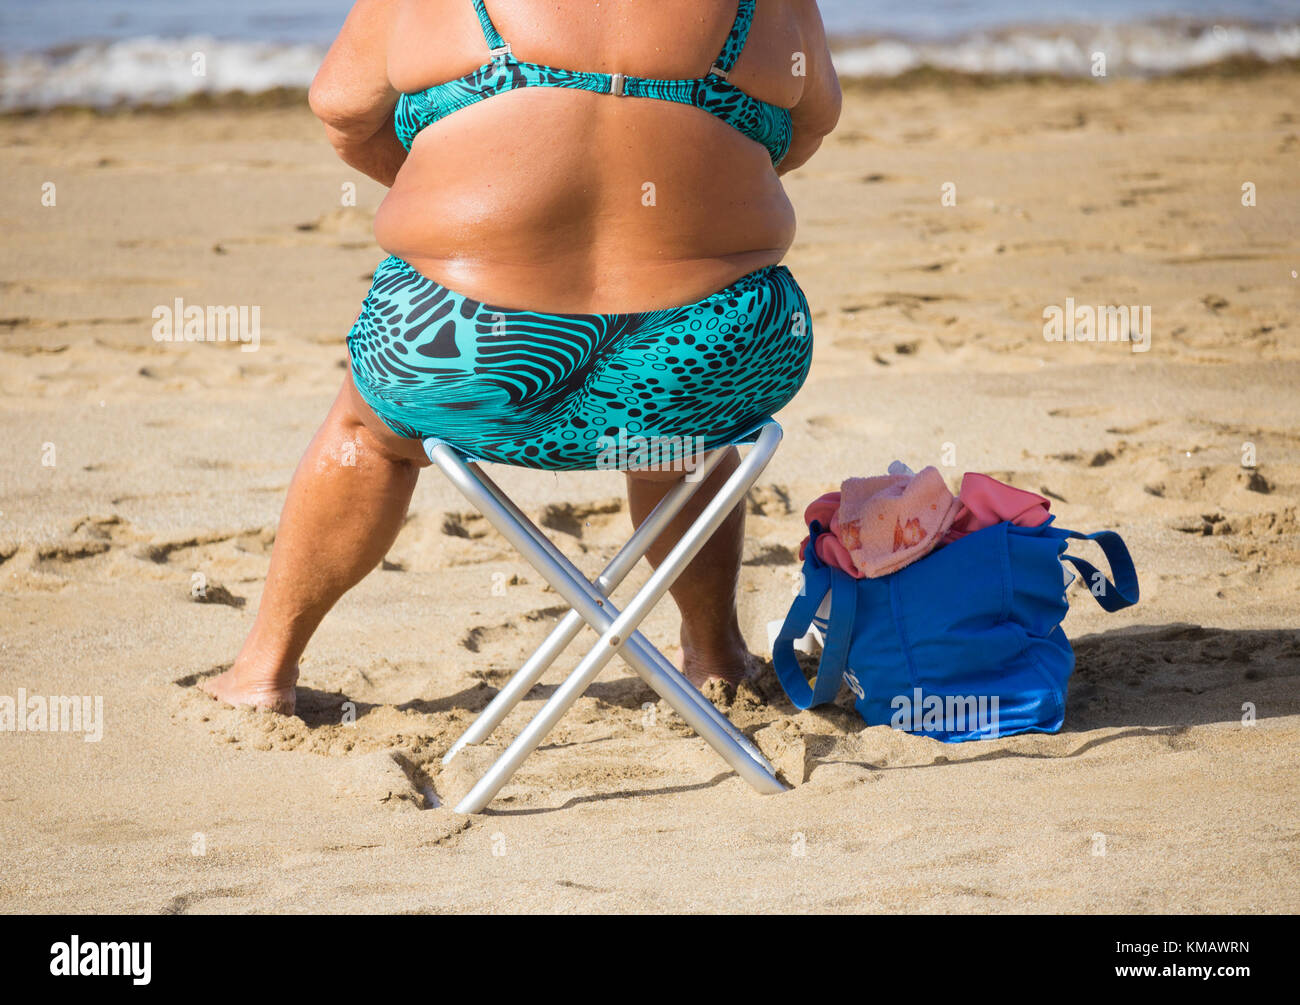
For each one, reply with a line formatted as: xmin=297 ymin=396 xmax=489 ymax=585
xmin=347 ymin=255 xmax=813 ymax=470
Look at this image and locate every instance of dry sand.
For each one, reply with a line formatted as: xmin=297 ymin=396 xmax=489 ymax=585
xmin=1 ymin=70 xmax=1298 ymax=913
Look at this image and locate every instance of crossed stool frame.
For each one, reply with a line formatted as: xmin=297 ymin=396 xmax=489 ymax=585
xmin=424 ymin=421 xmax=790 ymax=813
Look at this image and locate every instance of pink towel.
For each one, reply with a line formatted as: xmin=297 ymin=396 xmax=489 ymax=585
xmin=799 ymin=470 xmax=1052 ymax=580
xmin=832 ymin=467 xmax=961 ymax=578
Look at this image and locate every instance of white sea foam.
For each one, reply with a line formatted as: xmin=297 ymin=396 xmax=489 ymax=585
xmin=0 ymin=35 xmax=325 ymax=111
xmin=832 ymin=21 xmax=1300 ymax=78
xmin=1 ymin=22 xmax=1297 ymax=112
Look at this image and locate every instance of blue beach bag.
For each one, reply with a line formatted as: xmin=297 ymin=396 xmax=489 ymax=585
xmin=772 ymin=517 xmax=1139 ymax=742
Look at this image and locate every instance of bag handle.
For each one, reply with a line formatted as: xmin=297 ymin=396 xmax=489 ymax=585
xmin=772 ymin=526 xmax=856 ymax=709
xmin=1050 ymin=527 xmax=1140 ymax=613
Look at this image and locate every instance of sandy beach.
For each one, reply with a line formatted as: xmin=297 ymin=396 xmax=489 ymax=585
xmin=1 ymin=68 xmax=1298 ymax=913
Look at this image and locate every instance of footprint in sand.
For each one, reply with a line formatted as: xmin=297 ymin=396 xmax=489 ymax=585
xmin=537 ymin=498 xmax=624 ymax=538
xmin=170 ymin=665 xmax=474 ymax=811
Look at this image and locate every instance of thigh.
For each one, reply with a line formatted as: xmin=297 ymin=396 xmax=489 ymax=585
xmin=624 ymin=468 xmax=687 ymax=484
xmin=339 ymin=371 xmax=434 ymax=467
xmin=623 ymin=445 xmax=736 ymax=485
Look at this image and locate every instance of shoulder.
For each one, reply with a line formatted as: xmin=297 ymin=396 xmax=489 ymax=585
xmin=784 ymin=1 xmax=831 ymax=43
xmin=753 ymin=1 xmax=833 ymax=60
xmin=309 ymin=0 xmax=404 ymax=127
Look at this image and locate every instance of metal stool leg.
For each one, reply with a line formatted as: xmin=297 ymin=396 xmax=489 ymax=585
xmin=430 ymin=424 xmax=788 ymax=813
xmin=428 ymin=442 xmax=773 ymax=777
xmin=441 ymin=450 xmax=725 ymax=763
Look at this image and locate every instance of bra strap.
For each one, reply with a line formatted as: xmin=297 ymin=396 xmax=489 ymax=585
xmin=709 ymin=0 xmax=756 ymax=79
xmin=470 ymin=0 xmax=510 ymax=59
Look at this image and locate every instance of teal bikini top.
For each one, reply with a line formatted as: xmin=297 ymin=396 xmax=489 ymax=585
xmin=395 ymin=0 xmax=793 ymax=167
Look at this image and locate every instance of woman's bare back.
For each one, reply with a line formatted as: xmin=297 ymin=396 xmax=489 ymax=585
xmin=312 ymin=0 xmax=840 ymax=312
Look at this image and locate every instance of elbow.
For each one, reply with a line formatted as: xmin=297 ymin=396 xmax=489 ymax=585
xmin=816 ymin=80 xmax=844 ymax=140
xmin=308 ymin=73 xmax=382 ymax=139
xmin=309 ymin=76 xmax=395 ymax=153
xmin=308 ymin=75 xmax=351 ymax=131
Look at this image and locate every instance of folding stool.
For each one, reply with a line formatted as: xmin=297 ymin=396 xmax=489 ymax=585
xmin=425 ymin=421 xmax=789 ymax=813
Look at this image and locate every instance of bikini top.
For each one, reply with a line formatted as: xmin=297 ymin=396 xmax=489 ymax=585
xmin=394 ymin=0 xmax=793 ymax=166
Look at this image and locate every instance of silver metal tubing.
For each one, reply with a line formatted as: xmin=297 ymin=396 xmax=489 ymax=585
xmin=440 ymin=451 xmax=724 ymax=764
xmin=430 ymin=445 xmax=773 ymax=776
xmin=431 ymin=423 xmax=788 ymax=813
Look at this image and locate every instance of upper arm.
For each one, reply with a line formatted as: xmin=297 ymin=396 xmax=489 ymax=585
xmin=308 ymin=0 xmax=401 ymax=136
xmin=789 ymin=0 xmax=842 ymax=144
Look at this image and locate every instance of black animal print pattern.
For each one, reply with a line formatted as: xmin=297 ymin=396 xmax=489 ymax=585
xmin=347 ymin=256 xmax=813 ymax=470
xmin=395 ymin=0 xmax=792 ymax=165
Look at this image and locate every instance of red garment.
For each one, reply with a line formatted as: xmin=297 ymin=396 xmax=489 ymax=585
xmin=941 ymin=472 xmax=1051 ymax=543
xmin=798 ymin=491 xmax=856 ymax=576
xmin=799 ymin=471 xmax=1052 ymax=579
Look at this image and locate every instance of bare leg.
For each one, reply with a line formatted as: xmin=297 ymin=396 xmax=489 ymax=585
xmin=624 ymin=447 xmax=756 ymax=688
xmin=201 ymin=374 xmax=429 ymax=714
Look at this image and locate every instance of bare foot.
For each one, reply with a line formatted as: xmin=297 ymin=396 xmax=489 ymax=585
xmin=681 ymin=633 xmax=760 ymax=689
xmin=199 ymin=661 xmax=298 ymax=715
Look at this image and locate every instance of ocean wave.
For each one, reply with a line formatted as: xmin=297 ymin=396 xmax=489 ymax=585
xmin=832 ymin=21 xmax=1300 ymax=78
xmin=2 ymin=22 xmax=1298 ymax=112
xmin=0 ymin=35 xmax=325 ymax=111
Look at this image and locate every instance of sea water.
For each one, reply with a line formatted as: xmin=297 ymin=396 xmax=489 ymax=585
xmin=1 ymin=0 xmax=1296 ymax=109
